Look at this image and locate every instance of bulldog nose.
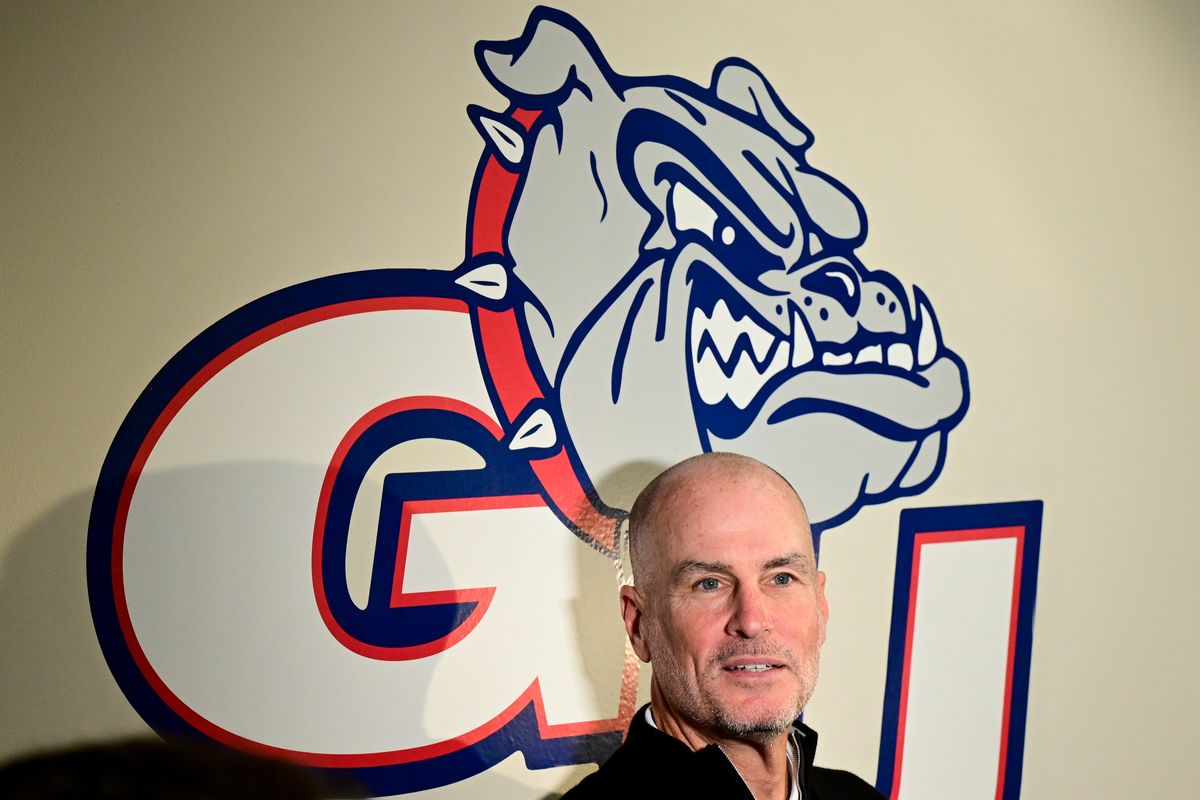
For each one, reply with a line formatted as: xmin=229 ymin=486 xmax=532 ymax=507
xmin=800 ymin=261 xmax=861 ymax=316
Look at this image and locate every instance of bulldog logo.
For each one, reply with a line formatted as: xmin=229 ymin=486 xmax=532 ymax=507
xmin=467 ymin=8 xmax=968 ymax=532
xmin=88 ymin=6 xmax=971 ymax=797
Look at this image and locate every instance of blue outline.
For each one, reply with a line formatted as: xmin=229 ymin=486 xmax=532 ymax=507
xmin=89 ymin=5 xmax=983 ymax=794
xmin=86 ymin=268 xmax=621 ymax=794
xmin=473 ymin=7 xmax=970 ymax=535
xmin=875 ymin=501 xmax=1043 ymax=798
xmin=611 ymin=277 xmax=654 ymax=403
xmin=319 ymin=406 xmax=539 ymax=649
xmin=87 ymin=270 xmax=465 ymax=732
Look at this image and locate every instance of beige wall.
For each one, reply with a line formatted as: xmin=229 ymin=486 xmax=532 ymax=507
xmin=2 ymin=2 xmax=1197 ymax=798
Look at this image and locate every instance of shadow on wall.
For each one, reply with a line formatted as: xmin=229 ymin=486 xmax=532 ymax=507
xmin=567 ymin=457 xmax=670 ymax=728
xmin=0 ymin=462 xmax=622 ymax=799
xmin=0 ymin=490 xmax=147 ymax=760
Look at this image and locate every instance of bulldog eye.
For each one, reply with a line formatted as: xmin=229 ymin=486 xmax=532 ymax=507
xmin=714 ymin=214 xmax=782 ymax=287
xmin=669 ymin=181 xmax=718 ymax=240
xmin=669 ymin=178 xmax=785 ymax=285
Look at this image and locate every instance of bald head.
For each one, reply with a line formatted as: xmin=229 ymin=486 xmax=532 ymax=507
xmin=627 ymin=452 xmax=811 ymax=589
xmin=619 ymin=452 xmax=827 ymax=745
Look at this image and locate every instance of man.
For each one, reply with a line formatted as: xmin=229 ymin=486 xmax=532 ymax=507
xmin=563 ymin=452 xmax=883 ymax=799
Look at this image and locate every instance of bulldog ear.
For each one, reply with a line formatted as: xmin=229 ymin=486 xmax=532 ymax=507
xmin=712 ymin=58 xmax=863 ymax=241
xmin=712 ymin=58 xmax=812 ymax=149
xmin=476 ymin=8 xmax=617 ymax=106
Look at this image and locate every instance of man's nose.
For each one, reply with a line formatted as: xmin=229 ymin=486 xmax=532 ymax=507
xmin=727 ymin=585 xmax=770 ymax=638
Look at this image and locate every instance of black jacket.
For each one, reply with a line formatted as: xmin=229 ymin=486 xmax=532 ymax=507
xmin=561 ymin=706 xmax=884 ymax=799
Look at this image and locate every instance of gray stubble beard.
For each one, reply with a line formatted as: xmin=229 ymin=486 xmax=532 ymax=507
xmin=647 ymin=628 xmax=822 ymax=744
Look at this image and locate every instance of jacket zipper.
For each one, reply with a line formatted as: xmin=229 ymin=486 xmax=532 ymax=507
xmin=789 ymin=729 xmax=802 ymax=800
xmin=715 ymin=737 xmax=802 ymax=800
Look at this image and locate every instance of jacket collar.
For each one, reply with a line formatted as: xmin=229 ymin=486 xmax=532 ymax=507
xmin=628 ymin=704 xmax=819 ymax=778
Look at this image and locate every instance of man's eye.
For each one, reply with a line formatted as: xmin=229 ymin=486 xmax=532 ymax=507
xmin=697 ymin=577 xmax=721 ymax=592
xmin=771 ymin=573 xmax=794 ymax=587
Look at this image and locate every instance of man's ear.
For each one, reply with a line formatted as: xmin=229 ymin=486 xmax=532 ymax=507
xmin=620 ymin=584 xmax=652 ymax=663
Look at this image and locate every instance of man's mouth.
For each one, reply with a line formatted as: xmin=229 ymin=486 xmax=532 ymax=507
xmin=724 ymin=663 xmax=785 ymax=672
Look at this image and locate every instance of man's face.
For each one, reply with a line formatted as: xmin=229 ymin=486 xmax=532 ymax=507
xmin=623 ymin=469 xmax=829 ymax=740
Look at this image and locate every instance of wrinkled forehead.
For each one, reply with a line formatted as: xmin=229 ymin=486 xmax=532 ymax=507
xmin=638 ymin=465 xmax=814 ymax=577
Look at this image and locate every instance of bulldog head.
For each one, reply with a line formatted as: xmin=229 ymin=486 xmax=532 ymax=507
xmin=472 ymin=8 xmax=968 ymax=529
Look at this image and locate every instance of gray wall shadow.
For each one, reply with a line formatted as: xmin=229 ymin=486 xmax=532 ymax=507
xmin=0 ymin=462 xmax=543 ymax=799
xmin=0 ymin=489 xmax=147 ymax=760
xmin=553 ymin=457 xmax=670 ymax=797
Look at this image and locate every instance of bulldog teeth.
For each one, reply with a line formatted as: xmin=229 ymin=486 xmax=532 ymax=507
xmin=915 ymin=291 xmax=942 ymax=367
xmin=694 ymin=348 xmax=729 ymax=406
xmin=690 ymin=307 xmax=706 ymax=357
xmin=790 ymin=308 xmax=813 ymax=368
xmin=689 ymin=282 xmax=940 ymax=394
xmin=734 ymin=343 xmax=789 ymax=408
xmin=855 ymin=344 xmax=882 ymax=364
xmin=708 ymin=299 xmax=739 ymax=361
xmin=772 ymin=341 xmax=791 ymax=378
xmin=690 ymin=301 xmax=789 ymax=408
xmin=728 ymin=350 xmax=768 ymax=408
xmin=887 ymin=342 xmax=914 ymax=371
xmin=703 ymin=299 xmax=775 ymax=365
xmin=747 ymin=321 xmax=774 ymax=362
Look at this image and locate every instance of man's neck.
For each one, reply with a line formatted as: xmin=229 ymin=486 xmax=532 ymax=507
xmin=648 ymin=687 xmax=792 ymax=800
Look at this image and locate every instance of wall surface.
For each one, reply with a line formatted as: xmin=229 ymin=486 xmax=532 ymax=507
xmin=2 ymin=2 xmax=1198 ymax=798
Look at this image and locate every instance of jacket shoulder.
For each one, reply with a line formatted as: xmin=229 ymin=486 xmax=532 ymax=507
xmin=809 ymin=766 xmax=887 ymax=799
xmin=558 ymin=768 xmax=612 ymax=799
xmin=558 ymin=740 xmax=658 ymax=798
